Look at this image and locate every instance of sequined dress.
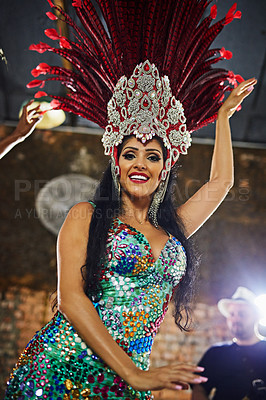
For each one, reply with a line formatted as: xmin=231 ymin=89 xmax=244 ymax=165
xmin=5 ymin=218 xmax=186 ymax=400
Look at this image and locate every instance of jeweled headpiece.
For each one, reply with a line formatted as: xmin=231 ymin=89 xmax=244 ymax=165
xmin=27 ymin=0 xmax=243 ymax=224
xmin=102 ymin=60 xmax=191 ymax=182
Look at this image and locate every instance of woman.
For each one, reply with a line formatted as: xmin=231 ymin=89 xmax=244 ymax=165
xmin=5 ymin=77 xmax=256 ymax=400
xmin=5 ymin=1 xmax=256 ymax=399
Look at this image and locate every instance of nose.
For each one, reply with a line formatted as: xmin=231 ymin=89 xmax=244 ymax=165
xmin=133 ymin=156 xmax=147 ymax=170
xmin=230 ymin=314 xmax=242 ymax=323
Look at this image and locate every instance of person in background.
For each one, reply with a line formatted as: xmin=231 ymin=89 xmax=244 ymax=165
xmin=191 ymin=286 xmax=266 ymax=400
xmin=0 ymin=100 xmax=42 ymax=159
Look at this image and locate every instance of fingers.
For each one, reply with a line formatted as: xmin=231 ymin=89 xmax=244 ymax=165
xmin=236 ymin=78 xmax=257 ymax=95
xmin=22 ymin=100 xmax=34 ymax=114
xmin=26 ymin=105 xmax=42 ymax=125
xmin=28 ymin=105 xmax=42 ymax=113
xmin=30 ymin=116 xmax=43 ymax=128
xmin=27 ymin=108 xmax=41 ymax=119
xmin=169 ymin=371 xmax=207 ymax=385
xmin=167 ymin=363 xmax=205 ymax=378
xmin=141 ymin=363 xmax=208 ymax=392
xmin=170 ymin=363 xmax=203 ymax=373
xmin=163 ymin=364 xmax=207 ymax=388
xmin=240 ymin=77 xmax=257 ymax=89
xmin=22 ymin=99 xmax=41 ymax=115
xmin=25 ymin=99 xmax=35 ymax=107
xmin=220 ymin=77 xmax=257 ymax=118
xmin=237 ymin=81 xmax=257 ymax=103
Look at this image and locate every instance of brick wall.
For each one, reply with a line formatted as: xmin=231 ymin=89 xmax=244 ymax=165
xmin=0 ymin=287 xmax=53 ymax=396
xmin=0 ymin=287 xmax=231 ymax=398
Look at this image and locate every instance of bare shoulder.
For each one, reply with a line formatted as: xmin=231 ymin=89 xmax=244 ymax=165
xmin=59 ymin=202 xmax=94 ymax=240
xmin=68 ymin=201 xmax=94 ymax=219
xmin=56 ymin=203 xmax=95 ymax=289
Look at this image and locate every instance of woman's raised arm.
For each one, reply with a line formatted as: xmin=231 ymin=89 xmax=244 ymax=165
xmin=177 ymin=78 xmax=257 ymax=237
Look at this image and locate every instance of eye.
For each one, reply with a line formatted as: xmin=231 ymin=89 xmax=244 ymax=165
xmin=122 ymin=152 xmax=135 ymax=160
xmin=148 ymin=154 xmax=161 ymax=162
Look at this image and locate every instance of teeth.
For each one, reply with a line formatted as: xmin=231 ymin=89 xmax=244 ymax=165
xmin=130 ymin=175 xmax=148 ymax=181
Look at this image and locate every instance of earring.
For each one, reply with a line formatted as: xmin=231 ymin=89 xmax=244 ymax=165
xmin=111 ymin=157 xmax=121 ymax=202
xmin=148 ymin=173 xmax=170 ymax=228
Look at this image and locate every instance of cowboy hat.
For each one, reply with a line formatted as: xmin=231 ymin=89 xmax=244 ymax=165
xmin=217 ymin=286 xmax=257 ymax=318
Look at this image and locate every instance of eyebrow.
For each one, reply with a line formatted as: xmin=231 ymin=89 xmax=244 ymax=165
xmin=122 ymin=146 xmax=162 ymax=154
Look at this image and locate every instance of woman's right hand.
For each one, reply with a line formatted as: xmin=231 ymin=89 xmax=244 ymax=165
xmin=128 ymin=363 xmax=207 ymax=391
xmin=15 ymin=100 xmax=42 ymax=140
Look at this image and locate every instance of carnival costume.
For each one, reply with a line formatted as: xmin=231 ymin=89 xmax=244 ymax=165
xmin=6 ymin=0 xmax=243 ymax=399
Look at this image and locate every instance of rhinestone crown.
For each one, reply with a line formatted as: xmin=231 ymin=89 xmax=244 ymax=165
xmin=102 ymin=60 xmax=191 ymax=180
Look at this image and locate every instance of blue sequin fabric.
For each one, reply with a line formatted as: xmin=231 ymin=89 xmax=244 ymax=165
xmin=5 ymin=218 xmax=186 ymax=400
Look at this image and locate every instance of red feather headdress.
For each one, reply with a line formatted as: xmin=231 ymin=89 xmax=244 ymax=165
xmin=27 ymin=0 xmax=243 ymax=219
xmin=28 ymin=0 xmax=243 ymax=131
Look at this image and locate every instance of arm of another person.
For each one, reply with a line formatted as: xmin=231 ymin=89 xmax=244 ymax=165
xmin=57 ymin=201 xmax=207 ymax=392
xmin=0 ymin=100 xmax=42 ymax=159
xmin=177 ymin=78 xmax=257 ymax=238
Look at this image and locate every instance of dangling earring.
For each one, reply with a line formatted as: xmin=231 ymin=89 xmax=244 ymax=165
xmin=111 ymin=157 xmax=121 ymax=203
xmin=148 ymin=173 xmax=170 ymax=228
xmin=148 ymin=183 xmax=164 ymax=228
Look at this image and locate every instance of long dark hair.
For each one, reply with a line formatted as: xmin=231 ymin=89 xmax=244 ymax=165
xmin=82 ymin=140 xmax=198 ymax=331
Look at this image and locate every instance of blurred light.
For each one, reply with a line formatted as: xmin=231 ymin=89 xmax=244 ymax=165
xmin=255 ymin=294 xmax=266 ymax=315
xmin=259 ymin=318 xmax=266 ymax=327
xmin=255 ymin=294 xmax=266 ymax=339
xmin=20 ymin=100 xmax=65 ymax=129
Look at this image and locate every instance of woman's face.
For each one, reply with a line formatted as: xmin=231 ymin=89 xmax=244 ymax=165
xmin=118 ymin=136 xmax=164 ymax=200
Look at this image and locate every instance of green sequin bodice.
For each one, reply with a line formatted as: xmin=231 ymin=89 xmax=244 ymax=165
xmin=5 ymin=218 xmax=186 ymax=400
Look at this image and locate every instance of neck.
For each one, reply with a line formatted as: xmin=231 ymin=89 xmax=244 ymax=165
xmin=120 ymin=194 xmax=150 ymax=224
xmin=233 ymin=334 xmax=260 ymax=346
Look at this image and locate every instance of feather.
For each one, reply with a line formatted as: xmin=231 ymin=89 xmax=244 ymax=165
xmin=46 ymin=0 xmax=54 ymax=8
xmin=34 ymin=91 xmax=48 ymax=98
xmin=46 ymin=11 xmax=58 ymax=20
xmin=28 ymin=0 xmax=243 ymax=134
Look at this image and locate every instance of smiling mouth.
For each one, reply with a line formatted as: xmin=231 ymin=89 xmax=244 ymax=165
xmin=129 ymin=174 xmax=150 ymax=183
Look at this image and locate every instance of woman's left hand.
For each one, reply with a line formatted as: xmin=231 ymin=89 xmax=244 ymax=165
xmin=219 ymin=78 xmax=257 ymax=118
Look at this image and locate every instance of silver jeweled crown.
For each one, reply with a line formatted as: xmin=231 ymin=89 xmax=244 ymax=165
xmin=102 ymin=60 xmax=191 ymax=181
